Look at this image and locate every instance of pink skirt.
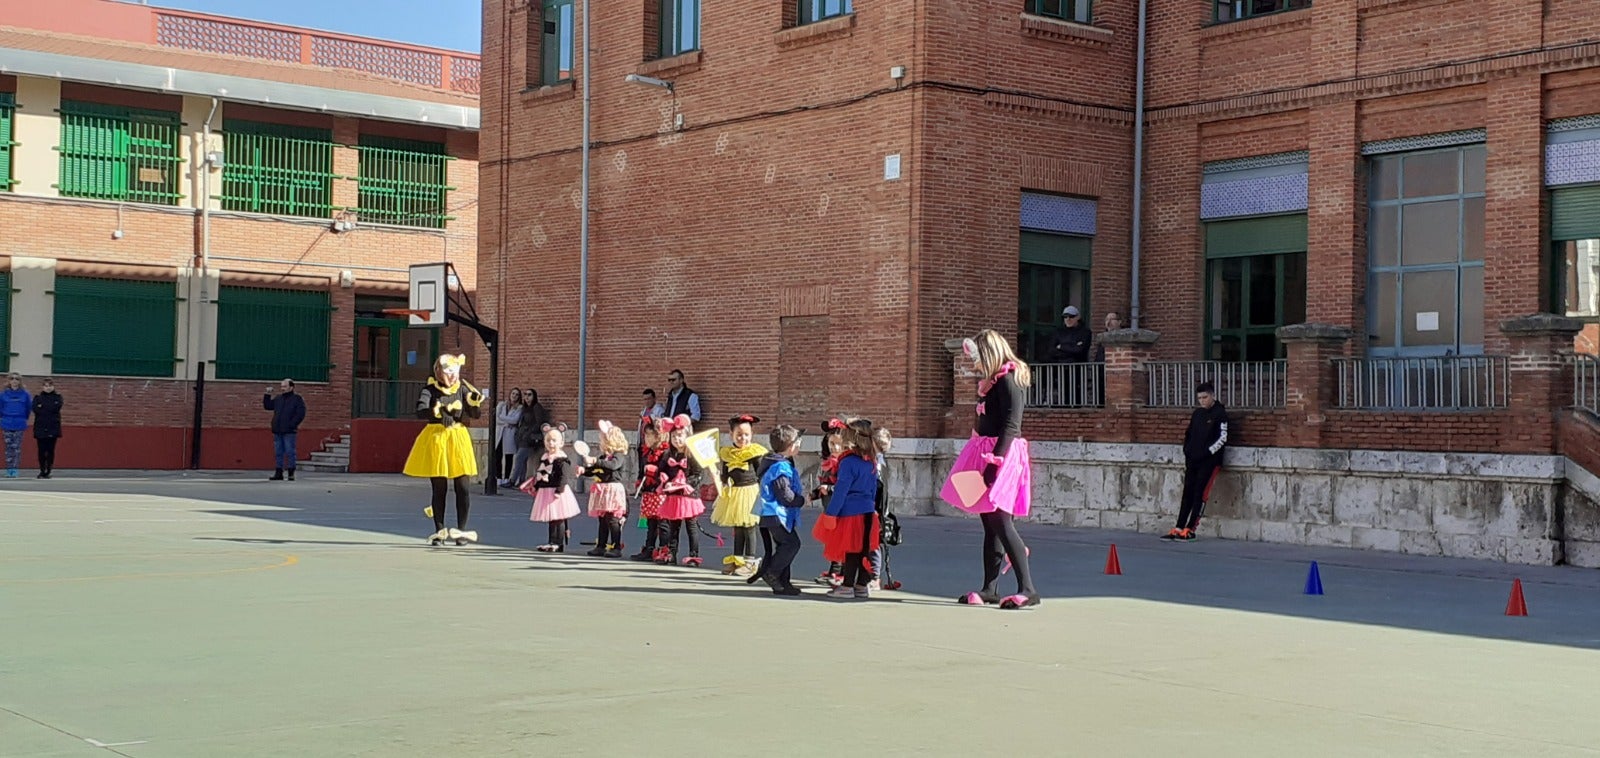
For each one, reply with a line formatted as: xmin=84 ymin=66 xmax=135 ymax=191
xmin=657 ymin=493 xmax=705 ymax=521
xmin=530 ymin=487 xmax=581 ymax=522
xmin=939 ymin=434 xmax=1032 ymax=517
xmin=588 ymin=481 xmax=628 ymax=517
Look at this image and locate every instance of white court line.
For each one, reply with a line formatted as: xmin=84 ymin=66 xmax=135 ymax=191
xmin=86 ymin=738 xmax=148 ymax=748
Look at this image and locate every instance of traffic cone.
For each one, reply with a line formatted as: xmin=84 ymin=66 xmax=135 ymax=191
xmin=1505 ymin=579 xmax=1528 ymax=616
xmin=1104 ymin=544 xmax=1122 ymax=575
xmin=1303 ymin=561 xmax=1324 ymax=595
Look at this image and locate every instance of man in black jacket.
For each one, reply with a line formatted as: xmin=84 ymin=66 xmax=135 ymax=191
xmin=1046 ymin=306 xmax=1093 ymax=363
xmin=1164 ymin=381 xmax=1228 ymax=541
xmin=263 ymin=379 xmax=307 ymax=481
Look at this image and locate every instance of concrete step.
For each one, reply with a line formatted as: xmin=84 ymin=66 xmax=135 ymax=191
xmin=298 ymin=461 xmax=348 ymax=473
xmin=323 ymin=443 xmax=350 ymax=454
xmin=310 ymin=451 xmax=349 ymax=464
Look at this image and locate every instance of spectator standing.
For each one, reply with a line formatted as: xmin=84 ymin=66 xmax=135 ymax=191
xmin=1045 ymin=306 xmax=1093 ymax=363
xmin=262 ymin=379 xmax=307 ymax=481
xmin=494 ymin=388 xmax=524 ymax=480
xmin=1164 ymin=382 xmax=1230 ymax=542
xmin=662 ymin=370 xmax=702 ymax=427
xmin=1 ymin=373 xmax=31 ymax=478
xmin=31 ymin=378 xmax=63 ymax=479
xmin=506 ymin=389 xmax=550 ymax=487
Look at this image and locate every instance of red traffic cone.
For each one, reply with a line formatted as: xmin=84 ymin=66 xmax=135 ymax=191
xmin=1104 ymin=544 xmax=1122 ymax=575
xmin=1505 ymin=578 xmax=1528 ymax=616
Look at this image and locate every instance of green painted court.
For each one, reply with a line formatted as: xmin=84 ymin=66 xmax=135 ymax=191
xmin=6 ymin=472 xmax=1600 ymax=757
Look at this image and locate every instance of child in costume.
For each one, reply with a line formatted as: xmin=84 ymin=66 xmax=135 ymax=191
xmin=812 ymin=418 xmax=847 ymax=586
xmin=748 ymin=424 xmax=806 ymax=596
xmin=403 ymin=353 xmax=484 ymax=546
xmin=712 ymin=414 xmax=769 ymax=576
xmin=939 ymin=330 xmax=1039 ymax=610
xmin=814 ymin=417 xmax=889 ymax=600
xmin=581 ymin=420 xmax=630 ymax=558
xmin=630 ymin=418 xmax=670 ymax=561
xmin=654 ymin=414 xmax=705 ymax=566
xmin=523 ymin=423 xmax=581 ymax=552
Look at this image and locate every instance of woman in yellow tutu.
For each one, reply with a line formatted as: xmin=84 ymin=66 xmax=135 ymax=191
xmin=712 ymin=414 xmax=768 ymax=576
xmin=403 ymin=352 xmax=484 ymax=546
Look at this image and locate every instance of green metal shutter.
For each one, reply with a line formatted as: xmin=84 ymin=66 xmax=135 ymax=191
xmin=1019 ymin=231 xmax=1092 ymax=269
xmin=0 ymin=93 xmax=14 ymax=192
xmin=0 ymin=271 xmax=10 ymax=372
xmin=1551 ymin=185 xmax=1600 ymax=241
xmin=357 ymin=135 xmax=453 ymax=229
xmin=1204 ymin=213 xmax=1309 ymax=258
xmin=58 ymin=101 xmax=182 ymax=204
xmin=221 ymin=120 xmax=335 ymax=218
xmin=51 ymin=277 xmax=177 ymax=377
xmin=214 ymin=286 xmax=333 ymax=382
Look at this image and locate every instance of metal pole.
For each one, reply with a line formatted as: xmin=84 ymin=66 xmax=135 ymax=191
xmin=484 ymin=336 xmax=499 ymax=495
xmin=577 ymin=0 xmax=592 ymax=435
xmin=190 ymin=363 xmax=205 ymax=469
xmin=1130 ymin=0 xmax=1149 ymax=330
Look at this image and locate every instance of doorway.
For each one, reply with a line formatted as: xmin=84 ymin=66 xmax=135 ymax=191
xmin=354 ymin=313 xmax=439 ymax=419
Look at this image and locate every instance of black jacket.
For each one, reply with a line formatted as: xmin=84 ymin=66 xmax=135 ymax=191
xmin=976 ymin=371 xmax=1025 ymax=458
xmin=516 ymin=400 xmax=551 ymax=448
xmin=1046 ymin=324 xmax=1093 ymax=363
xmin=32 ymin=391 xmax=63 ymax=439
xmin=1183 ymin=402 xmax=1230 ymax=463
xmin=263 ymin=391 xmax=306 ymax=435
xmin=582 ymin=453 xmax=624 ymax=485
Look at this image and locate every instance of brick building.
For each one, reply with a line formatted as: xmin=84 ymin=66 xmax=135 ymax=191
xmin=1 ymin=0 xmax=480 ymax=471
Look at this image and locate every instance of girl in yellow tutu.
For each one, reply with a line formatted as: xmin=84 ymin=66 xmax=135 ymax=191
xmin=403 ymin=352 xmax=484 ymax=546
xmin=712 ymin=414 xmax=769 ymax=576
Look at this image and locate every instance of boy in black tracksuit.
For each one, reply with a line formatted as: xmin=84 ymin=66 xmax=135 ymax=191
xmin=1164 ymin=381 xmax=1228 ymax=541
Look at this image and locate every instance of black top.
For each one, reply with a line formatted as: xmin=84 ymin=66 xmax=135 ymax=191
xmin=515 ymin=402 xmax=551 ymax=447
xmin=1047 ymin=324 xmax=1093 ymax=363
xmin=1183 ymin=402 xmax=1230 ymax=462
xmin=637 ymin=444 xmax=668 ymax=493
xmin=659 ymin=448 xmax=703 ymax=494
xmin=414 ymin=379 xmax=482 ymax=427
xmin=263 ymin=391 xmax=307 ymax=434
xmin=32 ymin=391 xmax=63 ymax=440
xmin=531 ymin=454 xmax=572 ymax=490
xmin=582 ymin=453 xmax=624 ymax=484
xmin=975 ymin=372 xmax=1025 ymax=458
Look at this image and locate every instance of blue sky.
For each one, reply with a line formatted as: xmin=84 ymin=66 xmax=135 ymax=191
xmin=154 ymin=0 xmax=481 ymax=52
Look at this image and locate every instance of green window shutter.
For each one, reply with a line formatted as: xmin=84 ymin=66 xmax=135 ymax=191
xmin=0 ymin=271 xmax=10 ymax=372
xmin=1020 ymin=231 xmax=1092 ymax=269
xmin=356 ymin=135 xmax=453 ymax=229
xmin=214 ymin=286 xmax=332 ymax=382
xmin=51 ymin=277 xmax=176 ymax=377
xmin=58 ymin=101 xmax=181 ymax=204
xmin=1552 ymin=185 xmax=1600 ymax=241
xmin=221 ymin=120 xmax=336 ymax=218
xmin=0 ymin=93 xmax=14 ymax=192
xmin=1205 ymin=213 xmax=1309 ymax=258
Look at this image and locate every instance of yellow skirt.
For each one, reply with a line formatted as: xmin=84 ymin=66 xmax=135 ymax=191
xmin=711 ymin=483 xmax=761 ymax=528
xmin=402 ymin=424 xmax=478 ymax=479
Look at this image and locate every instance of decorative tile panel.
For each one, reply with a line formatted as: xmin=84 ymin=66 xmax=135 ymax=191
xmin=1021 ymin=192 xmax=1096 ymax=235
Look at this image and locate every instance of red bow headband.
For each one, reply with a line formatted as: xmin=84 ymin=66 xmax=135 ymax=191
xmin=820 ymin=418 xmax=845 ymax=434
xmin=728 ymin=414 xmax=760 ymax=428
xmin=659 ymin=416 xmax=690 ymax=432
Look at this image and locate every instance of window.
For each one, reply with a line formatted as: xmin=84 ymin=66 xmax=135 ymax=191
xmin=1027 ymin=0 xmax=1090 ymax=24
xmin=541 ymin=0 xmax=575 ymax=84
xmin=357 ymin=136 xmax=452 ymax=229
xmin=215 ymin=286 xmax=333 ymax=382
xmin=800 ymin=0 xmax=853 ymax=24
xmin=661 ymin=0 xmax=700 ymax=57
xmin=1018 ymin=231 xmax=1091 ymax=362
xmin=1367 ymin=145 xmax=1486 ymax=354
xmin=0 ymin=93 xmax=14 ymax=192
xmin=1551 ymin=185 xmax=1600 ymax=319
xmin=58 ymin=100 xmax=182 ymax=205
xmin=1205 ymin=215 xmax=1307 ymax=361
xmin=1214 ymin=0 xmax=1310 ymax=22
xmin=221 ymin=120 xmax=335 ymax=219
xmin=51 ymin=277 xmax=176 ymax=377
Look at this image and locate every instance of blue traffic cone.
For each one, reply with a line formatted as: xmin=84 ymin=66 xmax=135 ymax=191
xmin=1303 ymin=561 xmax=1324 ymax=595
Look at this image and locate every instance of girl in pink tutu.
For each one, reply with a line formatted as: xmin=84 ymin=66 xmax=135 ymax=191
xmin=523 ymin=423 xmax=580 ymax=552
xmin=939 ymin=329 xmax=1039 ymax=610
xmin=580 ymin=420 xmax=630 ymax=558
xmin=655 ymin=414 xmax=705 ymax=566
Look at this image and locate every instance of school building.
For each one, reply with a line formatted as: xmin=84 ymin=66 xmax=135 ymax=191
xmin=0 ymin=0 xmax=480 ymax=471
xmin=481 ymin=1 xmax=1600 ymax=566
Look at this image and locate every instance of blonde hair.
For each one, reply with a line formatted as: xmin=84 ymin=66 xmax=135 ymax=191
xmin=842 ymin=417 xmax=892 ymax=459
xmin=972 ymin=329 xmax=1032 ymax=388
xmin=601 ymin=426 xmax=629 ymax=455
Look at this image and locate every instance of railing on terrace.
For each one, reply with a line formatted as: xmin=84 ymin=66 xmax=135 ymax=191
xmin=1146 ymin=360 xmax=1287 ymax=409
xmin=1575 ymin=355 xmax=1600 ymax=416
xmin=354 ymin=378 xmax=427 ymax=419
xmin=1332 ymin=355 xmax=1509 ymax=411
xmin=1029 ymin=363 xmax=1104 ymax=409
xmin=151 ymin=10 xmax=481 ymax=94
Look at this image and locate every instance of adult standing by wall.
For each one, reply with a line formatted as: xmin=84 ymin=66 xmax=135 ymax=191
xmin=663 ymin=369 xmax=701 ymax=429
xmin=31 ymin=378 xmax=63 ymax=479
xmin=494 ymin=388 xmax=524 ymax=481
xmin=262 ymin=378 xmax=307 ymax=481
xmin=1 ymin=373 xmax=31 ymax=478
xmin=506 ymin=388 xmax=550 ymax=487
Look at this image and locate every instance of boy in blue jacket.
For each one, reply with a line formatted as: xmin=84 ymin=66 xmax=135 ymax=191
xmin=751 ymin=424 xmax=806 ymax=596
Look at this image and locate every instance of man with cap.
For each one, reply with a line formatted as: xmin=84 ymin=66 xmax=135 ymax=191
xmin=1046 ymin=306 xmax=1093 ymax=364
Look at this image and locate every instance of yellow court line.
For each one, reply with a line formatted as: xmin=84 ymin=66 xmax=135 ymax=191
xmin=0 ymin=554 xmax=300 ymax=584
xmin=0 ymin=551 xmax=277 ymax=563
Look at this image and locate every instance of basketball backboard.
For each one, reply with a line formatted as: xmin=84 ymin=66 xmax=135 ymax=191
xmin=407 ymin=263 xmax=450 ymax=327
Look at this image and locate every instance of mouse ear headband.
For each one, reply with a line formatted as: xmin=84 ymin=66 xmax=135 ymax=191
xmin=728 ymin=414 xmax=760 ymax=428
xmin=961 ymin=338 xmax=979 ymax=362
xmin=597 ymin=419 xmax=616 ymax=436
xmin=541 ymin=422 xmax=569 ymax=433
xmin=437 ymin=353 xmax=466 ymax=369
xmin=820 ymin=418 xmax=846 ymax=434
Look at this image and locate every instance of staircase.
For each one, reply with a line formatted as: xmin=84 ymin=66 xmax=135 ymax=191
xmin=300 ymin=434 xmax=350 ymax=473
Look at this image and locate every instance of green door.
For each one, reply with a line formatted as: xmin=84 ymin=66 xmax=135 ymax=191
xmin=353 ymin=317 xmax=439 ymax=418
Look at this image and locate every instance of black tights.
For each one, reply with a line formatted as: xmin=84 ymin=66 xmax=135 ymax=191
xmin=640 ymin=517 xmax=662 ymax=552
xmin=732 ymin=525 xmax=759 ymax=557
xmin=664 ymin=518 xmax=700 ymax=557
xmin=38 ymin=438 xmax=58 ymax=474
xmin=547 ymin=518 xmax=569 ymax=549
xmin=429 ymin=476 xmax=471 ymax=530
xmin=840 ymin=513 xmax=878 ymax=588
xmin=979 ymin=511 xmax=1035 ymax=596
xmin=594 ymin=515 xmax=624 ymax=548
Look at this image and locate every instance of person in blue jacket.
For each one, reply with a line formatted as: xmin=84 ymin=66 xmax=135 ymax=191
xmin=815 ymin=417 xmax=891 ymax=600
xmin=1 ymin=373 xmax=31 ymax=478
xmin=262 ymin=378 xmax=307 ymax=481
xmin=749 ymin=424 xmax=807 ymax=596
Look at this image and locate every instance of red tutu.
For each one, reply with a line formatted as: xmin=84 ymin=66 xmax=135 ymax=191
xmin=813 ymin=512 xmax=880 ymax=564
xmin=640 ymin=492 xmax=664 ymax=519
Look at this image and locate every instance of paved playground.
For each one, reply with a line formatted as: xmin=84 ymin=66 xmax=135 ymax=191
xmin=5 ymin=472 xmax=1600 ymax=757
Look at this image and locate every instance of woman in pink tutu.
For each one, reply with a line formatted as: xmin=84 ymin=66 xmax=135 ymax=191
xmin=579 ymin=420 xmax=630 ymax=557
xmin=523 ymin=423 xmax=580 ymax=552
xmin=654 ymin=414 xmax=705 ymax=566
xmin=939 ymin=329 xmax=1039 ymax=610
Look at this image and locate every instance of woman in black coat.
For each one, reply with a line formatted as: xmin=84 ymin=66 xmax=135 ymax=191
xmin=32 ymin=377 xmax=63 ymax=479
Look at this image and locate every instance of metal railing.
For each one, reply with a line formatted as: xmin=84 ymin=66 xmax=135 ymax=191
xmin=220 ymin=132 xmax=336 ymax=218
xmin=356 ymin=142 xmax=455 ymax=229
xmin=1147 ymin=360 xmax=1287 ymax=408
xmin=1332 ymin=355 xmax=1509 ymax=411
xmin=57 ymin=101 xmax=184 ymax=205
xmin=1028 ymin=362 xmax=1104 ymax=409
xmin=354 ymin=378 xmax=427 ymax=419
xmin=1575 ymin=355 xmax=1600 ymax=416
